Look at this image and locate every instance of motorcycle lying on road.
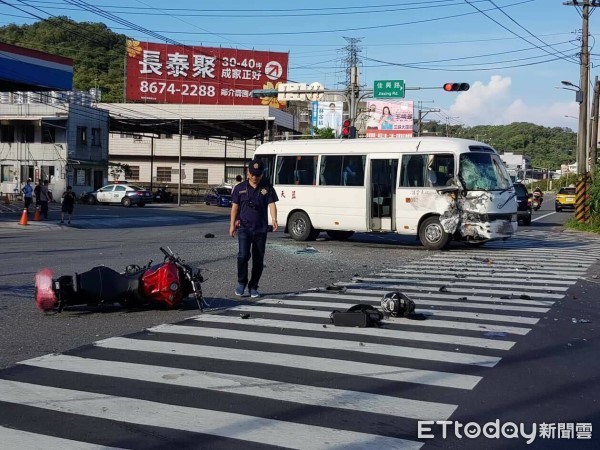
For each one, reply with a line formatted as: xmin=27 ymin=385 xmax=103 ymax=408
xmin=35 ymin=247 xmax=207 ymax=313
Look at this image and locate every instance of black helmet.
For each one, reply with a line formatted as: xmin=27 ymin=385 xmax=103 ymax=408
xmin=381 ymin=291 xmax=416 ymax=317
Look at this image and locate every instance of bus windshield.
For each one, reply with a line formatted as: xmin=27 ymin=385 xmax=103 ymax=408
xmin=459 ymin=153 xmax=512 ymax=191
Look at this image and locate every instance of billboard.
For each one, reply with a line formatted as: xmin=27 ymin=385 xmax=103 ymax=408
xmin=311 ymin=101 xmax=344 ymax=137
xmin=358 ymin=100 xmax=414 ymax=138
xmin=125 ymin=40 xmax=288 ymax=107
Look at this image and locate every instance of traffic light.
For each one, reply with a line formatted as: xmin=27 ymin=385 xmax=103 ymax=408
xmin=443 ymin=83 xmax=470 ymax=92
xmin=341 ymin=119 xmax=356 ymax=139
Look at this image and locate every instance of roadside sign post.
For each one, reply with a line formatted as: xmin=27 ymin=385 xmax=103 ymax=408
xmin=373 ymin=80 xmax=405 ymax=99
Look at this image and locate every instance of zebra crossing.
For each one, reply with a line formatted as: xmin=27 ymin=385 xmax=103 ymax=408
xmin=0 ymin=230 xmax=599 ymax=448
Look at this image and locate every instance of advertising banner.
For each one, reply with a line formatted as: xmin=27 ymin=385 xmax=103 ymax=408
xmin=125 ymin=40 xmax=288 ymax=107
xmin=311 ymin=101 xmax=344 ymax=137
xmin=359 ymin=100 xmax=414 ymax=138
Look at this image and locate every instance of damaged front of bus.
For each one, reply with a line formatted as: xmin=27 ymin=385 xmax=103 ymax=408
xmin=439 ymin=149 xmax=518 ymax=246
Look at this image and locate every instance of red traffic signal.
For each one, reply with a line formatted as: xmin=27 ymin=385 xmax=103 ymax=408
xmin=443 ymin=83 xmax=470 ymax=92
xmin=341 ymin=119 xmax=356 ymax=139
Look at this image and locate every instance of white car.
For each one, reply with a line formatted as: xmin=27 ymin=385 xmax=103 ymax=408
xmin=85 ymin=184 xmax=153 ymax=207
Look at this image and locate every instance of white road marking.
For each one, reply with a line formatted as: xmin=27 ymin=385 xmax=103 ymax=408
xmin=149 ymin=324 xmax=501 ymax=367
xmin=0 ymin=425 xmax=124 ymax=450
xmin=95 ymin=337 xmax=482 ymax=390
xmin=229 ymin=305 xmax=532 ymax=335
xmin=190 ymin=314 xmax=515 ymax=350
xmin=21 ymin=354 xmax=457 ymax=420
xmin=0 ymin=380 xmax=423 ymax=450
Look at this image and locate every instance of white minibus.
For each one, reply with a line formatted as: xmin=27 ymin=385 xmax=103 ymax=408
xmin=253 ymin=137 xmax=517 ymax=250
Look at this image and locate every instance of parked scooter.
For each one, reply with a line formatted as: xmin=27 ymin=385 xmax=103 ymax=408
xmin=154 ymin=187 xmax=174 ymax=203
xmin=35 ymin=247 xmax=207 ymax=313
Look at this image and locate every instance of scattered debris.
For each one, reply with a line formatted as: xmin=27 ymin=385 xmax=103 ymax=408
xmin=454 ymin=274 xmax=467 ymax=279
xmin=325 ymin=285 xmax=345 ymax=291
xmin=519 ymin=294 xmax=531 ymax=300
xmin=473 ymin=256 xmax=493 ymax=264
xmin=572 ymin=318 xmax=592 ymax=324
xmin=296 ymin=245 xmax=319 ymax=254
xmin=240 ymin=313 xmax=250 ymax=319
xmin=381 ymin=291 xmax=416 ymax=317
xmin=439 ymin=286 xmax=449 ymax=292
xmin=204 ymin=233 xmax=215 ymax=238
xmin=483 ymin=331 xmax=508 ymax=338
xmin=458 ymin=297 xmax=467 ymax=300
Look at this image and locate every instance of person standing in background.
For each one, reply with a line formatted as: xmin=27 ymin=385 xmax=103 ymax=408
xmin=21 ymin=178 xmax=33 ymax=211
xmin=61 ymin=186 xmax=76 ymax=224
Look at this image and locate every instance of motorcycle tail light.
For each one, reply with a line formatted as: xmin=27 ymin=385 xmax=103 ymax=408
xmin=35 ymin=268 xmax=58 ymax=312
xmin=170 ymin=282 xmax=179 ymax=292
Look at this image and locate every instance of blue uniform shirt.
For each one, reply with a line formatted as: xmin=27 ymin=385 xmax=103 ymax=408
xmin=232 ymin=180 xmax=278 ymax=233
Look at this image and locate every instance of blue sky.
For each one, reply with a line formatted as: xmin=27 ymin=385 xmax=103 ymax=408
xmin=0 ymin=0 xmax=596 ymax=128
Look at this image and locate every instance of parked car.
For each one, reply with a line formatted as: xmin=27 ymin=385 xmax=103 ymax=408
xmin=513 ymin=182 xmax=532 ymax=226
xmin=82 ymin=184 xmax=153 ymax=207
xmin=205 ymin=185 xmax=233 ymax=207
xmin=555 ymin=186 xmax=576 ymax=212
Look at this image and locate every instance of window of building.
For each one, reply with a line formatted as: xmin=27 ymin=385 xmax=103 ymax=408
xmin=193 ymin=168 xmax=208 ymax=184
xmin=91 ymin=128 xmax=101 ymax=147
xmin=41 ymin=165 xmax=55 ymax=183
xmin=1 ymin=165 xmax=12 ymax=182
xmin=156 ymin=167 xmax=172 ymax=182
xmin=20 ymin=124 xmax=34 ymax=143
xmin=41 ymin=125 xmax=56 ymax=143
xmin=20 ymin=165 xmax=34 ymax=182
xmin=77 ymin=127 xmax=87 ymax=146
xmin=128 ymin=166 xmax=140 ymax=181
xmin=319 ymin=155 xmax=365 ymax=186
xmin=0 ymin=125 xmax=15 ymax=143
xmin=275 ymin=155 xmax=318 ymax=185
xmin=75 ymin=168 xmax=91 ymax=186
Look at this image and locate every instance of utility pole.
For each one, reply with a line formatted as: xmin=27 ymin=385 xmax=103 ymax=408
xmin=417 ymin=108 xmax=440 ymax=136
xmin=591 ymin=76 xmax=600 ymax=176
xmin=343 ymin=37 xmax=362 ymax=128
xmin=564 ymin=1 xmax=595 ymax=175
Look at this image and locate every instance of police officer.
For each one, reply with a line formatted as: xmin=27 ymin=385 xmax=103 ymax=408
xmin=230 ymin=159 xmax=278 ymax=298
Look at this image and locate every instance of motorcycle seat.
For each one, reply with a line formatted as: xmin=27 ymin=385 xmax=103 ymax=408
xmin=77 ymin=266 xmax=141 ymax=304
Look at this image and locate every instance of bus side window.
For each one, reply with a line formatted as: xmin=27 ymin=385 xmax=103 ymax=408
xmin=275 ymin=156 xmax=297 ymax=185
xmin=342 ymin=156 xmax=365 ymax=186
xmin=401 ymin=155 xmax=427 ymax=187
xmin=320 ymin=156 xmax=343 ymax=186
xmin=294 ymin=156 xmax=317 ymax=185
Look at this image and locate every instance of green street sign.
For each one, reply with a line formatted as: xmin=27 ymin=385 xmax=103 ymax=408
xmin=374 ymin=80 xmax=405 ymax=99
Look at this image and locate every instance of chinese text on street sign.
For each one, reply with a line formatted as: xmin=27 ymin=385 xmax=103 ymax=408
xmin=374 ymin=80 xmax=405 ymax=99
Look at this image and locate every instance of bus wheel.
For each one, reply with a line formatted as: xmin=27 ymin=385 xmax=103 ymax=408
xmin=326 ymin=230 xmax=355 ymax=240
xmin=288 ymin=212 xmax=319 ymax=241
xmin=419 ymin=216 xmax=450 ymax=250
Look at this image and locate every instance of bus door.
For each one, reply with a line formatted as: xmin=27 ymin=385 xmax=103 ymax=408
xmin=369 ymin=158 xmax=398 ymax=231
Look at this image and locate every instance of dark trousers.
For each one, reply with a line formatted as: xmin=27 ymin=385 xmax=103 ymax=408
xmin=24 ymin=197 xmax=32 ymax=209
xmin=40 ymin=201 xmax=49 ymax=218
xmin=237 ymin=228 xmax=267 ymax=289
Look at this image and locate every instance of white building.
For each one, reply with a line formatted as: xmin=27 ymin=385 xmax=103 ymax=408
xmin=500 ymin=151 xmax=531 ymax=181
xmin=100 ymin=103 xmax=298 ymax=190
xmin=0 ymin=91 xmax=109 ymax=198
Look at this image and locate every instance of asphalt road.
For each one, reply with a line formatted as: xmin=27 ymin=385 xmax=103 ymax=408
xmin=0 ymin=199 xmax=598 ymax=449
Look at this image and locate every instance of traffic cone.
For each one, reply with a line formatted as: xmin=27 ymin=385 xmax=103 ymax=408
xmin=3 ymin=194 xmax=9 ymax=205
xmin=19 ymin=209 xmax=28 ymax=226
xmin=33 ymin=206 xmax=42 ymax=221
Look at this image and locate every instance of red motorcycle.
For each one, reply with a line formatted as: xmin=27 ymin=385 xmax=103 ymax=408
xmin=35 ymin=247 xmax=206 ymax=313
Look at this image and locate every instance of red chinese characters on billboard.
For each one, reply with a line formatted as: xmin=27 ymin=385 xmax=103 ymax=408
xmin=125 ymin=40 xmax=288 ymax=107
